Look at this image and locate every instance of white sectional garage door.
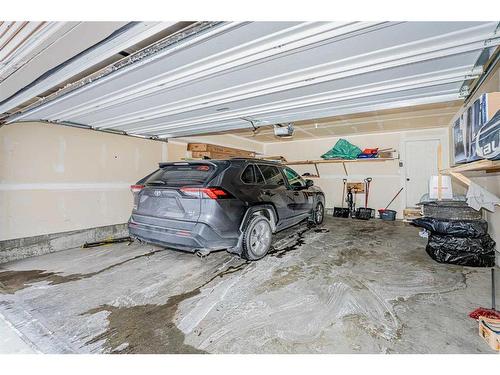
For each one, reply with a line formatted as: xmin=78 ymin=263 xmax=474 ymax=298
xmin=5 ymin=21 xmax=500 ymax=138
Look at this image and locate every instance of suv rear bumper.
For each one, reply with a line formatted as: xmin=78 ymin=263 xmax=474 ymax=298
xmin=128 ymin=214 xmax=238 ymax=252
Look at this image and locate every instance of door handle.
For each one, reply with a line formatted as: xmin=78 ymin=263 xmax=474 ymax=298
xmin=293 ymin=191 xmax=300 ymax=196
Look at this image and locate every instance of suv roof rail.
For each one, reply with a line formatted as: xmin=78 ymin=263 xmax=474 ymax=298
xmin=158 ymin=160 xmax=223 ymax=167
xmin=230 ymin=157 xmax=280 ymax=163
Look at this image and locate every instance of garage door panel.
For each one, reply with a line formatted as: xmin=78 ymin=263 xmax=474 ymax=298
xmin=65 ymin=24 xmax=485 ymax=125
xmin=9 ymin=21 xmax=498 ymax=137
xmin=107 ymin=82 xmax=461 ymax=136
xmin=69 ymin=49 xmax=478 ymax=128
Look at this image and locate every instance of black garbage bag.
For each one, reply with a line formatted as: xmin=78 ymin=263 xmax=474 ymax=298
xmin=426 ymin=233 xmax=496 ymax=267
xmin=412 ymin=217 xmax=488 ymax=238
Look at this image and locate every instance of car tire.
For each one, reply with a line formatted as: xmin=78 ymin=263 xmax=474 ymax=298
xmin=309 ymin=201 xmax=324 ymax=225
xmin=242 ymin=215 xmax=273 ymax=261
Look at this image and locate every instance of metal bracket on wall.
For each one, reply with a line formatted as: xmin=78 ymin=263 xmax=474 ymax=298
xmin=314 ymin=163 xmax=320 ymax=178
xmin=342 ymin=162 xmax=349 ymax=176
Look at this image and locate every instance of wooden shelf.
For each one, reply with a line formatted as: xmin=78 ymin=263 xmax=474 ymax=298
xmin=282 ymin=157 xmax=397 ymax=177
xmin=443 ymin=160 xmax=500 ymax=174
xmin=283 ymin=157 xmax=396 ymax=166
xmin=442 ymin=160 xmax=500 ymax=187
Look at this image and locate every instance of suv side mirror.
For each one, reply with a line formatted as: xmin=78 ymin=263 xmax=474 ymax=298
xmin=305 ymin=179 xmax=314 ymax=188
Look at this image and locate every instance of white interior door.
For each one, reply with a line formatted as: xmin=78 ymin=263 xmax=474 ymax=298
xmin=405 ymin=139 xmax=440 ymax=207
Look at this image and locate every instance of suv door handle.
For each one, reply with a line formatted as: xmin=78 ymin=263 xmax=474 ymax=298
xmin=293 ymin=191 xmax=300 ymax=196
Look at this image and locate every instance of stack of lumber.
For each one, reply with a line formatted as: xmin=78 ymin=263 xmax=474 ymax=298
xmin=257 ymin=155 xmax=287 ymax=162
xmin=187 ymin=143 xmax=255 ymax=159
xmin=403 ymin=207 xmax=423 ymax=221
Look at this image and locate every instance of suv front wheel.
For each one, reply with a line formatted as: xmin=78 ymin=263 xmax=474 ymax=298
xmin=310 ymin=201 xmax=324 ymax=225
xmin=242 ymin=215 xmax=273 ymax=260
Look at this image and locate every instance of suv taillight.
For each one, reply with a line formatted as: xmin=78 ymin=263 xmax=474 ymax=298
xmin=130 ymin=184 xmax=145 ymax=194
xmin=180 ymin=187 xmax=231 ymax=199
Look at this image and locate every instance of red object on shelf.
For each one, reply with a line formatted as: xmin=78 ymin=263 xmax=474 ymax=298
xmin=362 ymin=148 xmax=379 ymax=155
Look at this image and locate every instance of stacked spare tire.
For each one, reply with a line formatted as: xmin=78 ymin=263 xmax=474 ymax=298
xmin=412 ymin=201 xmax=496 ymax=267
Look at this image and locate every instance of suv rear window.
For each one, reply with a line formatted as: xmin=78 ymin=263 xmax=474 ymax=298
xmin=144 ymin=164 xmax=215 ymax=187
xmin=240 ymin=164 xmax=266 ymax=184
xmin=258 ymin=165 xmax=285 ymax=186
xmin=241 ymin=165 xmax=255 ymax=184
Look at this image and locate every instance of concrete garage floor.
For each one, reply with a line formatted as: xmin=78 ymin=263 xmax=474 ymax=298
xmin=0 ymin=217 xmax=495 ymax=354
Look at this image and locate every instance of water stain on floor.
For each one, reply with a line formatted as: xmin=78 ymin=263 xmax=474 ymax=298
xmin=0 ymin=248 xmax=167 ymax=294
xmin=82 ymin=261 xmax=249 ymax=354
xmin=331 ymin=247 xmax=376 ymax=267
xmin=84 ymin=289 xmax=206 ymax=354
xmin=257 ymin=264 xmax=306 ymax=293
xmin=269 ymin=224 xmax=328 ymax=258
xmin=0 ymin=270 xmax=80 ymax=294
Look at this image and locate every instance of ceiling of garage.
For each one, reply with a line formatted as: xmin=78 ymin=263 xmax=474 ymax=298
xmin=223 ymin=100 xmax=463 ymax=142
xmin=1 ymin=21 xmax=499 ymax=139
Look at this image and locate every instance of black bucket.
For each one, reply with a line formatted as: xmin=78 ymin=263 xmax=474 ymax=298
xmin=333 ymin=207 xmax=350 ymax=218
xmin=356 ymin=207 xmax=374 ymax=220
xmin=379 ymin=209 xmax=396 ymax=221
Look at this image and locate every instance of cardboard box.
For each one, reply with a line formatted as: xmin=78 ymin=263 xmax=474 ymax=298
xmin=454 ymin=110 xmax=468 ymax=164
xmin=187 ymin=143 xmax=255 ymax=157
xmin=453 ymin=92 xmax=500 ymax=164
xmin=478 ymin=317 xmax=500 ymax=351
xmin=428 ymin=175 xmax=453 ymax=200
xmin=187 ymin=143 xmax=210 ymax=152
xmin=378 ymin=151 xmax=394 ymax=159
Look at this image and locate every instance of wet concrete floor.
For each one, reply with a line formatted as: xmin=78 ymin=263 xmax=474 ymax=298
xmin=0 ymin=217 xmax=496 ymax=353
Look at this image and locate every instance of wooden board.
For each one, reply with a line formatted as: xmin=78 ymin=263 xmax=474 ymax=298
xmin=258 ymin=155 xmax=287 ymax=162
xmin=191 ymin=151 xmax=249 ymax=159
xmin=403 ymin=207 xmax=423 ymax=220
xmin=188 ymin=143 xmax=255 ymax=157
xmin=283 ymin=157 xmax=395 ymax=166
xmin=377 ymin=151 xmax=394 ymax=158
xmin=486 ymin=92 xmax=500 ymax=119
xmin=445 ymin=159 xmax=499 ymax=173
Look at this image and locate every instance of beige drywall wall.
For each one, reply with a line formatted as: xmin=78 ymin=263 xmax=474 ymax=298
xmin=0 ymin=122 xmax=173 ymax=241
xmin=263 ymin=128 xmax=450 ymax=218
xmin=0 ymin=123 xmax=265 ymax=241
xmin=166 ymin=140 xmax=189 ymax=161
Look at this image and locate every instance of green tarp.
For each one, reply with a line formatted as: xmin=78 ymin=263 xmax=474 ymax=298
xmin=321 ymin=139 xmax=362 ymax=160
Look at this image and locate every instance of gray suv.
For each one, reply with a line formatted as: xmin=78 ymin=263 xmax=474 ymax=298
xmin=128 ymin=158 xmax=325 ymax=260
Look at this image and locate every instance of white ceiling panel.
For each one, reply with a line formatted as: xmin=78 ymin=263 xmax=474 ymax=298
xmin=5 ymin=21 xmax=500 ymax=138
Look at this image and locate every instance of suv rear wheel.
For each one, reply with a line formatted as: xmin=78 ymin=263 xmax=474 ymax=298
xmin=242 ymin=215 xmax=272 ymax=260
